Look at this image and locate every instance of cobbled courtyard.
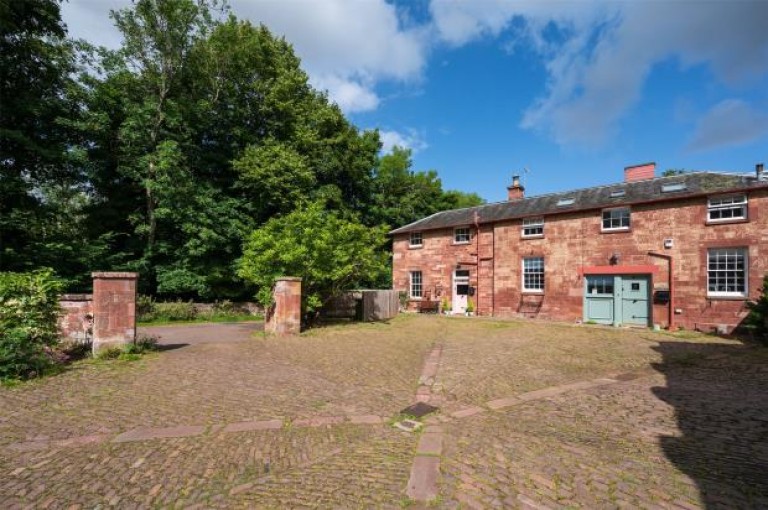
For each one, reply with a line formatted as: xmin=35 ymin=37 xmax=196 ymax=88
xmin=1 ymin=315 xmax=767 ymax=509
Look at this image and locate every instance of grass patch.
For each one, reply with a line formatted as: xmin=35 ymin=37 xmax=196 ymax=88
xmin=138 ymin=313 xmax=262 ymax=327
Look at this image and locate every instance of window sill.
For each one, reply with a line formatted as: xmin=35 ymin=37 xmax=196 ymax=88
xmin=522 ymin=290 xmax=544 ymax=295
xmin=601 ymin=228 xmax=631 ymax=234
xmin=706 ymin=218 xmax=748 ymax=226
xmin=706 ymin=295 xmax=748 ymax=301
xmin=453 ymin=241 xmax=471 ymax=245
xmin=408 ymin=245 xmax=423 ymax=250
xmin=521 ymin=234 xmax=545 ymax=240
xmin=409 ymin=297 xmax=423 ymax=301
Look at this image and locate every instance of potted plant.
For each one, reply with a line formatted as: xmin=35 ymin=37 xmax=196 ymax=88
xmin=440 ymin=296 xmax=451 ymax=315
xmin=465 ymin=298 xmax=475 ymax=317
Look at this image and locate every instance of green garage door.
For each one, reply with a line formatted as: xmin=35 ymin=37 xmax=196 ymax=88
xmin=584 ymin=275 xmax=650 ymax=327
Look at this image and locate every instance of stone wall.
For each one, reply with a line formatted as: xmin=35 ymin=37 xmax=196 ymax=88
xmin=58 ymin=294 xmax=93 ymax=343
xmin=393 ymin=188 xmax=768 ymax=332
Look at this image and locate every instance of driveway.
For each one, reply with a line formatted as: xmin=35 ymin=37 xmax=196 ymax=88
xmin=139 ymin=321 xmax=263 ymax=346
xmin=1 ymin=316 xmax=766 ymax=508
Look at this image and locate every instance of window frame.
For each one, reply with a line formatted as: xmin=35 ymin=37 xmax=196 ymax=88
xmin=707 ymin=248 xmax=748 ymax=298
xmin=707 ymin=194 xmax=748 ymax=223
xmin=409 ymin=270 xmax=423 ymax=299
xmin=521 ymin=217 xmax=544 ymax=238
xmin=409 ymin=231 xmax=423 ymax=248
xmin=522 ymin=256 xmax=545 ymax=293
xmin=601 ymin=207 xmax=631 ymax=232
xmin=453 ymin=226 xmax=471 ymax=244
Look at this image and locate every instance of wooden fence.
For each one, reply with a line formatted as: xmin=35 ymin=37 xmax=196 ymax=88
xmin=322 ymin=289 xmax=399 ymax=322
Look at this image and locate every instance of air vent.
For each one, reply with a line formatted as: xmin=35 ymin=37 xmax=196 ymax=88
xmin=661 ymin=183 xmax=687 ymax=193
xmin=557 ymin=197 xmax=575 ymax=207
xmin=610 ymin=189 xmax=626 ymax=198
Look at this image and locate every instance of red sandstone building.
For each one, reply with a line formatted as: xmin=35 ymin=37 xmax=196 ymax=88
xmin=391 ymin=163 xmax=768 ymax=332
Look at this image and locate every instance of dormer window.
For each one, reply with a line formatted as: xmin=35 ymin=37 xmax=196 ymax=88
xmin=409 ymin=232 xmax=423 ymax=247
xmin=602 ymin=207 xmax=630 ymax=231
xmin=708 ymin=194 xmax=747 ymax=223
xmin=522 ymin=217 xmax=544 ymax=238
xmin=454 ymin=227 xmax=471 ymax=244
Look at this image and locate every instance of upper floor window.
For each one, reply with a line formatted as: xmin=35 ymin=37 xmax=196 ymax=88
xmin=602 ymin=207 xmax=630 ymax=231
xmin=708 ymin=195 xmax=747 ymax=222
xmin=454 ymin=227 xmax=471 ymax=244
xmin=522 ymin=217 xmax=544 ymax=238
xmin=707 ymin=248 xmax=747 ymax=297
xmin=409 ymin=232 xmax=423 ymax=247
xmin=410 ymin=271 xmax=423 ymax=299
xmin=522 ymin=257 xmax=544 ymax=292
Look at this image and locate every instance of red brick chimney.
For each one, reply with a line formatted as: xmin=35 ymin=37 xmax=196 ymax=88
xmin=624 ymin=162 xmax=655 ymax=182
xmin=507 ymin=175 xmax=525 ymax=201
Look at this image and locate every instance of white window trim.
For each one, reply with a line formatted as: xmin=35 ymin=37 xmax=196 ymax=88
xmin=522 ymin=257 xmax=545 ymax=293
xmin=707 ymin=248 xmax=748 ymax=298
xmin=522 ymin=217 xmax=545 ymax=238
xmin=409 ymin=232 xmax=423 ymax=248
xmin=409 ymin=270 xmax=423 ymax=300
xmin=707 ymin=194 xmax=748 ymax=223
xmin=601 ymin=207 xmax=631 ymax=232
xmin=453 ymin=226 xmax=471 ymax=244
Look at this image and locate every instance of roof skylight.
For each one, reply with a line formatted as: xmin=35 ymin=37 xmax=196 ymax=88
xmin=610 ymin=189 xmax=626 ymax=198
xmin=661 ymin=183 xmax=687 ymax=193
xmin=556 ymin=197 xmax=575 ymax=206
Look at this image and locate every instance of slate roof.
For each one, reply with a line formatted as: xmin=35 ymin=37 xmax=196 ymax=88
xmin=390 ymin=171 xmax=768 ymax=235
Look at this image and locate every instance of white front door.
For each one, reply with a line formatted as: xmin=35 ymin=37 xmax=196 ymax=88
xmin=452 ymin=270 xmax=470 ymax=314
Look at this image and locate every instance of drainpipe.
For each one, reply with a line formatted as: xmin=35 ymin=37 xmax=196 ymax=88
xmin=648 ymin=252 xmax=675 ymax=331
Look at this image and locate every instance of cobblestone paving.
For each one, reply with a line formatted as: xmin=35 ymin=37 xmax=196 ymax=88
xmin=2 ymin=315 xmax=766 ymax=508
xmin=439 ymin=343 xmax=768 ymax=509
xmin=435 ymin=318 xmax=734 ymax=412
xmin=0 ymin=317 xmax=439 ymax=446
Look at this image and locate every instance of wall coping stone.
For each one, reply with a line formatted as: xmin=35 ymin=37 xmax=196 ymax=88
xmin=275 ymin=276 xmax=302 ymax=282
xmin=60 ymin=294 xmax=93 ymax=301
xmin=91 ymin=272 xmax=139 ymax=279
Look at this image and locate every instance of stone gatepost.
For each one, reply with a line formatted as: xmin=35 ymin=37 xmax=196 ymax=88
xmin=265 ymin=277 xmax=302 ymax=335
xmin=91 ymin=272 xmax=138 ymax=354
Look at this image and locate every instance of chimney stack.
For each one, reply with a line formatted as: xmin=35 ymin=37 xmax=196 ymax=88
xmin=757 ymin=162 xmax=765 ymax=181
xmin=507 ymin=174 xmax=524 ymax=201
xmin=624 ymin=162 xmax=656 ymax=182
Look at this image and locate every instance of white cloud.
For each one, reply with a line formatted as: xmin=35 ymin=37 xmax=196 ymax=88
xmin=61 ymin=0 xmax=430 ymax=114
xmin=379 ymin=129 xmax=428 ymax=154
xmin=431 ymin=0 xmax=768 ymax=146
xmin=686 ymin=99 xmax=768 ymax=152
xmin=232 ymin=0 xmax=431 ymax=113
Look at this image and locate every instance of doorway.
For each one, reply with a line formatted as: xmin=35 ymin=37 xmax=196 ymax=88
xmin=452 ymin=270 xmax=470 ymax=314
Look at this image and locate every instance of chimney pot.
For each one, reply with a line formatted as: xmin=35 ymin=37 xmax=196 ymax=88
xmin=507 ymin=174 xmax=525 ymax=201
xmin=757 ymin=163 xmax=765 ymax=181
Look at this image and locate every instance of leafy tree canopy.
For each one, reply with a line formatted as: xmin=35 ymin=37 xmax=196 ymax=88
xmin=239 ymin=202 xmax=389 ymax=322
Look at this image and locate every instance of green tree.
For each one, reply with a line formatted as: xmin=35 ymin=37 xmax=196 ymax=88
xmin=239 ymin=203 xmax=389 ymax=324
xmin=367 ymin=145 xmax=485 ymax=229
xmin=747 ymin=273 xmax=768 ymax=345
xmin=0 ymin=0 xmax=82 ymax=271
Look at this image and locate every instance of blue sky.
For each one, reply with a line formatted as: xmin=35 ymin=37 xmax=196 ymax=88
xmin=63 ymin=1 xmax=768 ymax=203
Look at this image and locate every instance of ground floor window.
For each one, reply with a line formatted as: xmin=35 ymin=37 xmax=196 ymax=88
xmin=410 ymin=270 xmax=423 ymax=298
xmin=707 ymin=248 xmax=747 ymax=297
xmin=522 ymin=257 xmax=544 ymax=292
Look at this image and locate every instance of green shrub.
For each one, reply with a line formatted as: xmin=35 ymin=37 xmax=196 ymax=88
xmin=95 ymin=346 xmax=122 ymax=360
xmin=152 ymin=300 xmax=196 ymax=321
xmin=747 ymin=273 xmax=768 ymax=346
xmin=0 ymin=270 xmax=63 ymax=380
xmin=136 ymin=294 xmax=156 ymax=321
